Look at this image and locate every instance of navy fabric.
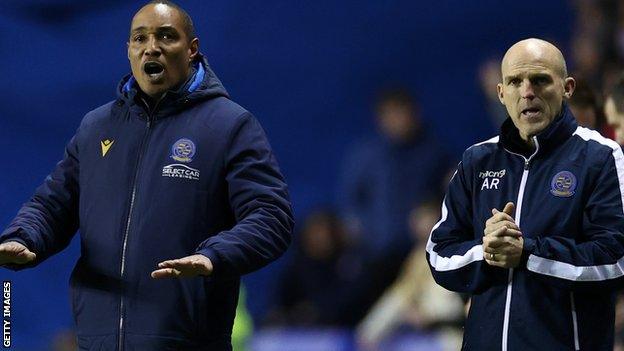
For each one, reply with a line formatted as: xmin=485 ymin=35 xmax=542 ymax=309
xmin=339 ymin=132 xmax=450 ymax=260
xmin=427 ymin=105 xmax=624 ymax=350
xmin=0 ymin=54 xmax=293 ymax=350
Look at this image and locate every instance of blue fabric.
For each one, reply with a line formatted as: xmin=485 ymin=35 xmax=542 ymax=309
xmin=188 ymin=62 xmax=205 ymax=93
xmin=0 ymin=54 xmax=293 ymax=350
xmin=338 ymin=132 xmax=451 ymax=260
xmin=427 ymin=106 xmax=624 ymax=350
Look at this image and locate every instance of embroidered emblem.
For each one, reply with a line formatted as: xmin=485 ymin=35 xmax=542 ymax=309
xmin=550 ymin=171 xmax=577 ymax=197
xmin=101 ymin=139 xmax=114 ymax=157
xmin=171 ymin=138 xmax=196 ymax=163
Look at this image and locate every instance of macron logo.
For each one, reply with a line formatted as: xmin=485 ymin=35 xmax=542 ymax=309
xmin=479 ymin=169 xmax=506 ymax=190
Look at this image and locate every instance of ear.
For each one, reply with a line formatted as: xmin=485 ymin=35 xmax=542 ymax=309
xmin=563 ymin=77 xmax=576 ymax=100
xmin=127 ymin=42 xmax=130 ymax=60
xmin=189 ymin=38 xmax=199 ymax=62
xmin=497 ymin=83 xmax=505 ymax=105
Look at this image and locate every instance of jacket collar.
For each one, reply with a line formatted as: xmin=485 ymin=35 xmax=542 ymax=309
xmin=499 ymin=103 xmax=578 ymax=157
xmin=115 ymin=53 xmax=229 ymax=118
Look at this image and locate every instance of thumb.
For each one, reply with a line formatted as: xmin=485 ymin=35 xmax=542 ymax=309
xmin=503 ymin=202 xmax=515 ymax=216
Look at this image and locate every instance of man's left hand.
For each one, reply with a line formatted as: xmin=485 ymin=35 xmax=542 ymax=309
xmin=151 ymin=254 xmax=213 ymax=278
xmin=483 ymin=226 xmax=524 ymax=268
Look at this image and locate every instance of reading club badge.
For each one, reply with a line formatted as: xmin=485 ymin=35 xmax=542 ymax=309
xmin=171 ymin=138 xmax=196 ymax=163
xmin=550 ymin=171 xmax=577 ymax=197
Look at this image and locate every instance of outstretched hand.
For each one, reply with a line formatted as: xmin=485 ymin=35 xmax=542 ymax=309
xmin=0 ymin=241 xmax=36 ymax=266
xmin=151 ymin=254 xmax=213 ymax=279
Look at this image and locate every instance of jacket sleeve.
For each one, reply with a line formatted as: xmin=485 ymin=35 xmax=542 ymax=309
xmin=195 ymin=113 xmax=294 ymax=276
xmin=426 ymin=153 xmax=496 ymax=293
xmin=523 ymin=145 xmax=624 ymax=289
xmin=0 ymin=134 xmax=80 ymax=269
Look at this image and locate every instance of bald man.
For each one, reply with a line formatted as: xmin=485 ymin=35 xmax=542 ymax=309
xmin=427 ymin=38 xmax=624 ymax=350
xmin=0 ymin=1 xmax=293 ymax=350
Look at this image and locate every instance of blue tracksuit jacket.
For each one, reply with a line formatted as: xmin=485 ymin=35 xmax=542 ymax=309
xmin=0 ymin=54 xmax=294 ymax=350
xmin=427 ymin=106 xmax=624 ymax=351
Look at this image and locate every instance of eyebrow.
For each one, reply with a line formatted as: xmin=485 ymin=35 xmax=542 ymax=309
xmin=504 ymin=72 xmax=552 ymax=83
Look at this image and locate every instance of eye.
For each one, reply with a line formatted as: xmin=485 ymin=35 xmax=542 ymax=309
xmin=133 ymin=34 xmax=145 ymax=43
xmin=509 ymin=78 xmax=521 ymax=86
xmin=533 ymin=76 xmax=551 ymax=85
xmin=160 ymin=32 xmax=178 ymax=42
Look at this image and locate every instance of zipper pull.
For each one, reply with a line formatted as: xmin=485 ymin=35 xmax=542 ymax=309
xmin=524 ymin=160 xmax=529 ymax=170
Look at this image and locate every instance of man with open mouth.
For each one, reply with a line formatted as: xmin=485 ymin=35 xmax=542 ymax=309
xmin=428 ymin=38 xmax=624 ymax=350
xmin=0 ymin=1 xmax=294 ymax=350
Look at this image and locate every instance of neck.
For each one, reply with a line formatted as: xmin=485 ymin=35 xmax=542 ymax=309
xmin=520 ymin=133 xmax=536 ymax=149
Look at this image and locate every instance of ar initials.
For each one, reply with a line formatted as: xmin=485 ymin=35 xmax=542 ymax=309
xmin=481 ymin=178 xmax=499 ymax=190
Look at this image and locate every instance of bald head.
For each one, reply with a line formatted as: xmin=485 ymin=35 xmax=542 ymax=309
xmin=502 ymin=38 xmax=568 ymax=79
xmin=496 ymin=38 xmax=575 ymax=144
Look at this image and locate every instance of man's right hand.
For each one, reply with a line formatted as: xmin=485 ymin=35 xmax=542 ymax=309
xmin=483 ymin=202 xmax=521 ymax=237
xmin=0 ymin=241 xmax=36 ymax=266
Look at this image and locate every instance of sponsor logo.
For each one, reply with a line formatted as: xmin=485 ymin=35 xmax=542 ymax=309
xmin=479 ymin=169 xmax=506 ymax=179
xmin=101 ymin=139 xmax=114 ymax=157
xmin=162 ymin=164 xmax=200 ymax=181
xmin=171 ymin=138 xmax=196 ymax=163
xmin=550 ymin=171 xmax=576 ymax=197
xmin=479 ymin=169 xmax=506 ymax=190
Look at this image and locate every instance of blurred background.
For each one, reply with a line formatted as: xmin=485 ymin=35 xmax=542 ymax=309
xmin=2 ymin=0 xmax=624 ymax=350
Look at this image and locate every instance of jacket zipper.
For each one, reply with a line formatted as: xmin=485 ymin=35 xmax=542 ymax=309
xmin=501 ymin=136 xmax=539 ymax=351
xmin=118 ymin=104 xmax=158 ymax=351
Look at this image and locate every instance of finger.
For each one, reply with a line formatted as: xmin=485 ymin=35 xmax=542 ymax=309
xmin=502 ymin=228 xmax=522 ymax=237
xmin=485 ymin=258 xmax=505 ymax=268
xmin=489 ymin=227 xmax=522 ymax=238
xmin=160 ymin=260 xmax=194 ymax=270
xmin=15 ymin=250 xmax=36 ymax=264
xmin=158 ymin=259 xmax=186 ymax=268
xmin=486 ymin=212 xmax=516 ymax=227
xmin=484 ymin=220 xmax=520 ymax=236
xmin=151 ymin=268 xmax=182 ymax=279
xmin=503 ymin=202 xmax=515 ymax=216
xmin=491 ymin=208 xmax=499 ymax=215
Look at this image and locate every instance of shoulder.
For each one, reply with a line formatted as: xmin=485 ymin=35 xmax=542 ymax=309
xmin=78 ymin=100 xmax=118 ymax=130
xmin=570 ymin=126 xmax=621 ymax=157
xmin=193 ymin=96 xmax=251 ymax=129
xmin=462 ymin=135 xmax=500 ymax=166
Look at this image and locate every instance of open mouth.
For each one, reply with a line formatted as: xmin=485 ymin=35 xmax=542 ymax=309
xmin=521 ymin=107 xmax=541 ymax=118
xmin=143 ymin=61 xmax=165 ymax=78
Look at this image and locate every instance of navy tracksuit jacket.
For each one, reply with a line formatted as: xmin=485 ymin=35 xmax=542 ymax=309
xmin=0 ymin=55 xmax=293 ymax=350
xmin=427 ymin=106 xmax=624 ymax=350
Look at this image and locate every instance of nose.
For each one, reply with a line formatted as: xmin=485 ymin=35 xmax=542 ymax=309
xmin=520 ymin=79 xmax=535 ymax=99
xmin=144 ymin=35 xmax=161 ymax=57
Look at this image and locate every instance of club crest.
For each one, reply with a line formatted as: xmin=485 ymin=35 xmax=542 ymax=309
xmin=171 ymin=138 xmax=196 ymax=163
xmin=550 ymin=171 xmax=577 ymax=197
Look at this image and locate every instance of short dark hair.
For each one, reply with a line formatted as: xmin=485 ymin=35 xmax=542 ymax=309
xmin=146 ymin=0 xmax=196 ymax=40
xmin=609 ymin=74 xmax=624 ymax=114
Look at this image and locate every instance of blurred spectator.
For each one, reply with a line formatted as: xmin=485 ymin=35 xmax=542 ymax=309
xmin=478 ymin=57 xmax=509 ymax=127
xmin=604 ymin=75 xmax=624 ymax=145
xmin=268 ymin=209 xmax=362 ymax=326
xmin=51 ymin=329 xmax=77 ymax=351
xmin=616 ymin=294 xmax=624 ymax=351
xmin=356 ymin=199 xmax=464 ymax=351
xmin=569 ymin=79 xmax=607 ymax=132
xmin=337 ymin=88 xmax=451 ymax=315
